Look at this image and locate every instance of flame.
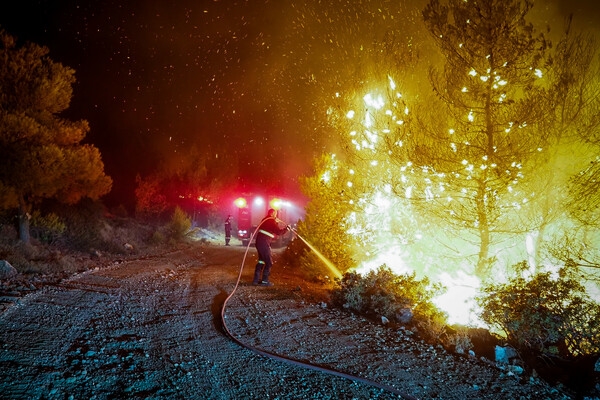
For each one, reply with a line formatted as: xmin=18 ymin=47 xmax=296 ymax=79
xmin=328 ymin=76 xmax=572 ymax=327
xmin=432 ymin=271 xmax=484 ymax=326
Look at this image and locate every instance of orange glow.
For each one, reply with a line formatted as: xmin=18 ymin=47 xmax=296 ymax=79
xmin=234 ymin=197 xmax=247 ymax=208
xmin=197 ymin=195 xmax=213 ymax=204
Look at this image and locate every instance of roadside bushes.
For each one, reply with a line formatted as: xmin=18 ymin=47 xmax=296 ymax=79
xmin=477 ymin=261 xmax=600 ymax=358
xmin=477 ymin=262 xmax=600 ymax=396
xmin=282 ymin=222 xmax=354 ymax=283
xmin=167 ymin=206 xmax=192 ymax=241
xmin=331 ymin=265 xmax=447 ymax=339
xmin=0 ymin=198 xmax=197 ymax=278
xmin=292 ymin=155 xmax=356 ymax=282
xmin=57 ymin=199 xmax=109 ymax=251
xmin=281 ymin=235 xmax=342 ymax=283
xmin=30 ymin=211 xmax=66 ymax=244
xmin=146 ymin=206 xmax=192 ymax=246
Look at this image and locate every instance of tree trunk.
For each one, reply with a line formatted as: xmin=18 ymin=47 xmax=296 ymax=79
xmin=476 ymin=80 xmax=494 ymax=280
xmin=17 ymin=194 xmax=31 ymax=244
xmin=476 ymin=196 xmax=491 ymax=279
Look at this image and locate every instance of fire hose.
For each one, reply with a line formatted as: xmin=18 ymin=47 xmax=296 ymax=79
xmin=219 ymin=217 xmax=420 ymax=400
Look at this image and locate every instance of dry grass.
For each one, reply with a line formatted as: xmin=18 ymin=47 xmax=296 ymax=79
xmin=0 ymin=215 xmax=170 ymax=276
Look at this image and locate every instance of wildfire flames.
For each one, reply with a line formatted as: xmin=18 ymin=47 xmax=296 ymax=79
xmin=322 ymin=71 xmax=587 ymax=326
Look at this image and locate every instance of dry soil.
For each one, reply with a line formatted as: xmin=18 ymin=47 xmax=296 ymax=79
xmin=0 ymin=244 xmax=575 ymax=399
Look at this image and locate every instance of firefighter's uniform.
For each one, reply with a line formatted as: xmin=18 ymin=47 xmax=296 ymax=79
xmin=253 ymin=216 xmax=288 ymax=285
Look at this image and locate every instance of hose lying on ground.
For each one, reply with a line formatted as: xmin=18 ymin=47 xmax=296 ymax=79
xmin=219 ymin=218 xmax=420 ymax=400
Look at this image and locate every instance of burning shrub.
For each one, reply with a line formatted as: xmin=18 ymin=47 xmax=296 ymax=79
xmin=135 ymin=174 xmax=168 ymax=219
xmin=331 ymin=265 xmax=447 ymax=338
xmin=477 ymin=261 xmax=600 ymax=358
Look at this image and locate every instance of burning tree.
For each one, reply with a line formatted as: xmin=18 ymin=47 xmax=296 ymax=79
xmin=415 ymin=0 xmax=550 ymax=278
xmin=299 ymin=1 xmax=600 ymax=324
xmin=135 ymin=144 xmax=234 ymax=225
xmin=538 ymin=26 xmax=600 ymax=278
xmin=321 ymin=0 xmax=551 ymax=279
xmin=0 ymin=31 xmax=112 ymax=243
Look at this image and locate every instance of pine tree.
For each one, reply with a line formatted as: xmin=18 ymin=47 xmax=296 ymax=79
xmin=419 ymin=0 xmax=549 ymax=277
xmin=538 ymin=25 xmax=600 ymax=275
xmin=525 ymin=25 xmax=600 ymax=271
xmin=0 ymin=31 xmax=112 ymax=243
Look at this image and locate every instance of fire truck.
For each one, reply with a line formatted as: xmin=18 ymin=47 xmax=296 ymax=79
xmin=233 ymin=194 xmax=298 ymax=247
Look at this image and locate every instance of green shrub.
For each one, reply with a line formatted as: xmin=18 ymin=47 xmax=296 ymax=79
xmin=281 ymin=235 xmax=332 ymax=282
xmin=149 ymin=230 xmax=166 ymax=246
xmin=332 ymin=265 xmax=447 ymax=338
xmin=30 ymin=211 xmax=66 ymax=244
xmin=295 ymin=155 xmax=356 ymax=280
xmin=477 ymin=261 xmax=600 ymax=357
xmin=167 ymin=206 xmax=191 ymax=240
xmin=58 ymin=199 xmax=107 ymax=251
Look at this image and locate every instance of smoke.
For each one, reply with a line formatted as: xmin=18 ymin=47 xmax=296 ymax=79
xmin=531 ymin=0 xmax=600 ymax=40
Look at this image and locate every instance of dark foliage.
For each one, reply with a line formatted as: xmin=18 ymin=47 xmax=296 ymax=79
xmin=331 ymin=265 xmax=448 ymax=340
xmin=478 ymin=261 xmax=600 ymax=396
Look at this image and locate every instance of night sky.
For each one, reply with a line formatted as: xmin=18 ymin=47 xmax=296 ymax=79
xmin=1 ymin=0 xmax=599 ymax=208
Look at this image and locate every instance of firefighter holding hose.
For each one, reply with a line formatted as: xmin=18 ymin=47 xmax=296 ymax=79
xmin=252 ymin=208 xmax=290 ymax=286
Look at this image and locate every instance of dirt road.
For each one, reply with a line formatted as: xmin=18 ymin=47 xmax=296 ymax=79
xmin=0 ymin=244 xmax=571 ymax=399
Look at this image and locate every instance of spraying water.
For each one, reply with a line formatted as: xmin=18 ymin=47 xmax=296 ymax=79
xmin=293 ymin=231 xmax=343 ymax=280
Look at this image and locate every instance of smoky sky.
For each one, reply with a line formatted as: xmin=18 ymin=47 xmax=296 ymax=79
xmin=1 ymin=0 xmax=598 ymax=207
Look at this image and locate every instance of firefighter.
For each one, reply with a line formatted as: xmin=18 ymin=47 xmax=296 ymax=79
xmin=252 ymin=208 xmax=290 ymax=286
xmin=224 ymin=215 xmax=233 ymax=246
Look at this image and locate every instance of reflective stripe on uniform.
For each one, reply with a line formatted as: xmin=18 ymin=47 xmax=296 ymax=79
xmin=258 ymin=261 xmax=265 ymax=264
xmin=259 ymin=229 xmax=275 ymax=238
